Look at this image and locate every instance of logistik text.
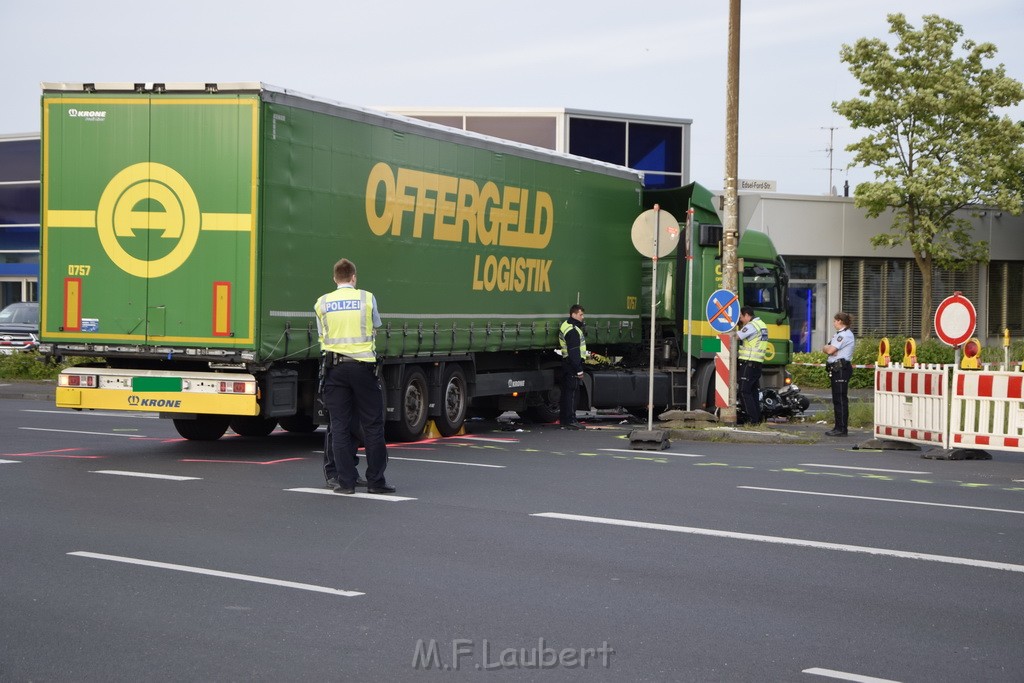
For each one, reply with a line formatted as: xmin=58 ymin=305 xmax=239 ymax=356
xmin=364 ymin=162 xmax=553 ymax=293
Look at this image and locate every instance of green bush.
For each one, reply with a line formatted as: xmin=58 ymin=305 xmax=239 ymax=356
xmin=0 ymin=352 xmax=93 ymax=380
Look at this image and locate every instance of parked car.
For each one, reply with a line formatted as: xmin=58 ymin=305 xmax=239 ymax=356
xmin=0 ymin=301 xmax=39 ymax=354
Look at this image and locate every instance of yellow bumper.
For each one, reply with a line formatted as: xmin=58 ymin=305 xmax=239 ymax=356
xmin=56 ymin=387 xmax=260 ymax=416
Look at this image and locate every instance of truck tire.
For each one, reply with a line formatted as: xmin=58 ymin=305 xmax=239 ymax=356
xmin=525 ymin=388 xmax=560 ymax=424
xmin=230 ymin=416 xmax=278 ymax=437
xmin=694 ymin=362 xmax=717 ymax=415
xmin=386 ymin=366 xmax=429 ymax=442
xmin=278 ymin=414 xmax=319 ymax=433
xmin=435 ymin=365 xmax=468 ymax=437
xmin=173 ymin=415 xmax=230 ymax=441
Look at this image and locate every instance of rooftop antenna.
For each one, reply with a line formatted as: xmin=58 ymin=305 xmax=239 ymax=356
xmin=817 ymin=126 xmax=842 ymax=195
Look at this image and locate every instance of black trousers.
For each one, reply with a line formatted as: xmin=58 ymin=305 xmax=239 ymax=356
xmin=828 ymin=361 xmax=852 ymax=432
xmin=323 ymin=361 xmax=388 ymax=489
xmin=323 ymin=413 xmax=362 ymax=483
xmin=737 ymin=360 xmax=762 ymax=424
xmin=560 ymin=362 xmax=579 ymax=425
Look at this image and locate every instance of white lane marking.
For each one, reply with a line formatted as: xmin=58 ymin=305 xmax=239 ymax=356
xmin=0 ymin=459 xmax=20 ymax=464
xmin=600 ymin=448 xmax=703 ymax=457
xmin=20 ymin=427 xmax=146 ymax=438
xmin=92 ymin=470 xmax=201 ymax=481
xmin=391 ymin=456 xmax=504 ymax=468
xmin=286 ymin=487 xmax=416 ymax=502
xmin=68 ymin=551 xmax=362 ymax=597
xmin=23 ymin=409 xmax=157 ymax=419
xmin=739 ymin=486 xmax=1024 ymax=515
xmin=803 ymin=667 xmax=901 ymax=682
xmin=355 ymin=453 xmax=504 ymax=468
xmin=531 ymin=512 xmax=1024 ymax=574
xmin=450 ymin=436 xmax=518 ymax=443
xmin=799 ymin=463 xmax=931 ymax=474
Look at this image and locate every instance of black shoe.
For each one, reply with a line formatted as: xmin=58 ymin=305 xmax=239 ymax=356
xmin=367 ymin=484 xmax=397 ymax=494
xmin=356 ymin=478 xmax=368 ymax=487
xmin=825 ymin=429 xmax=848 ymax=437
xmin=333 ymin=484 xmax=356 ymax=494
xmin=326 ymin=477 xmax=339 ymax=488
xmin=560 ymin=422 xmax=584 ymax=430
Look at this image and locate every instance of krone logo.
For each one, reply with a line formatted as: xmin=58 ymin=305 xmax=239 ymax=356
xmin=47 ymin=162 xmax=252 ymax=278
xmin=127 ymin=395 xmax=140 ymax=406
xmin=97 ymin=163 xmax=201 ymax=278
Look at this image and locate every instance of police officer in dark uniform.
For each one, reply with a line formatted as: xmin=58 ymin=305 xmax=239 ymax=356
xmin=823 ymin=311 xmax=855 ymax=436
xmin=315 ymin=258 xmax=394 ymax=494
xmin=736 ymin=306 xmax=769 ymax=424
xmin=558 ymin=304 xmax=587 ymax=429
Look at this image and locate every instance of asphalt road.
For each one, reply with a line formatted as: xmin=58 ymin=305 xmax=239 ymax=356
xmin=2 ymin=395 xmax=1023 ymax=682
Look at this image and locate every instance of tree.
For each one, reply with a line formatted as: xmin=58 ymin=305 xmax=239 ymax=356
xmin=833 ymin=13 xmax=1024 ymax=338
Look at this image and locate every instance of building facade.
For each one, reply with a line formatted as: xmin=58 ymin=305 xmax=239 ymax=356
xmin=383 ymin=107 xmax=692 ymax=190
xmin=0 ymin=133 xmax=40 ymax=308
xmin=736 ymin=192 xmax=1024 ymax=351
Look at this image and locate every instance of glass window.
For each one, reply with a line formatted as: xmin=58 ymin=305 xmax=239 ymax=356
xmin=841 ymin=258 xmax=979 ymax=337
xmin=568 ymin=117 xmax=626 ymax=165
xmin=0 ymin=185 xmax=41 ymax=226
xmin=0 ymin=139 xmax=40 ymax=182
xmin=988 ymin=261 xmax=1024 ymax=335
xmin=743 ymin=263 xmax=784 ymax=313
xmin=628 ymin=122 xmax=682 ymax=174
xmin=786 ymin=258 xmax=818 ymax=280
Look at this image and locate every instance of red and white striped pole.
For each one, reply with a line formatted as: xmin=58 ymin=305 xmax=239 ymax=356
xmin=715 ymin=333 xmax=731 ymax=408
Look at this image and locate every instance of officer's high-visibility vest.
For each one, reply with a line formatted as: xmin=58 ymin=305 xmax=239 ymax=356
xmin=559 ymin=320 xmax=587 ymax=358
xmin=316 ymin=287 xmax=376 ymax=361
xmin=738 ymin=317 xmax=769 ymax=363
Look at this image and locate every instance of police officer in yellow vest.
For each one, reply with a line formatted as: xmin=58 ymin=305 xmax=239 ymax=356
xmin=736 ymin=306 xmax=769 ymax=424
xmin=315 ymin=258 xmax=394 ymax=495
xmin=558 ymin=304 xmax=587 ymax=429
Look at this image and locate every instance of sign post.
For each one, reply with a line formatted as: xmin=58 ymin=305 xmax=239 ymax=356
xmin=628 ymin=205 xmax=679 ymax=450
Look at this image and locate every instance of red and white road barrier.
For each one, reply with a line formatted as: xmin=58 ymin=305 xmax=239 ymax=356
xmin=873 ymin=364 xmax=952 ymax=448
xmin=949 ymin=370 xmax=1024 ymax=453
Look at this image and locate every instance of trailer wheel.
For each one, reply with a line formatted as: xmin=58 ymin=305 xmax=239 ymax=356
xmin=173 ymin=415 xmax=230 ymax=441
xmin=230 ymin=416 xmax=278 ymax=437
xmin=525 ymin=388 xmax=560 ymax=424
xmin=435 ymin=365 xmax=468 ymax=437
xmin=386 ymin=366 xmax=429 ymax=442
xmin=278 ymin=414 xmax=319 ymax=433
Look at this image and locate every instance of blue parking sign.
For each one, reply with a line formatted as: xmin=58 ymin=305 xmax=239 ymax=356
xmin=706 ymin=289 xmax=740 ymax=333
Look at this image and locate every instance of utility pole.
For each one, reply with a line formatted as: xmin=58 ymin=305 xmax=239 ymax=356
xmin=720 ymin=0 xmax=741 ymax=425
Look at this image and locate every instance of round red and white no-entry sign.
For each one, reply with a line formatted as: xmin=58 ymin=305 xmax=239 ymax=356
xmin=934 ymin=292 xmax=976 ymax=347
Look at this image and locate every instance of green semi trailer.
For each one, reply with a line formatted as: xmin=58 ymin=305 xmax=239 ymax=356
xmin=39 ymin=82 xmax=791 ymax=440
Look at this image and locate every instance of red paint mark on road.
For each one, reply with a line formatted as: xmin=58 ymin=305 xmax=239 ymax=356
xmin=5 ymin=448 xmax=103 ymax=459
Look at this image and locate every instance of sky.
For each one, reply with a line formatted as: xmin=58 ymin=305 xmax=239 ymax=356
xmin=1 ymin=0 xmax=1021 ymax=196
